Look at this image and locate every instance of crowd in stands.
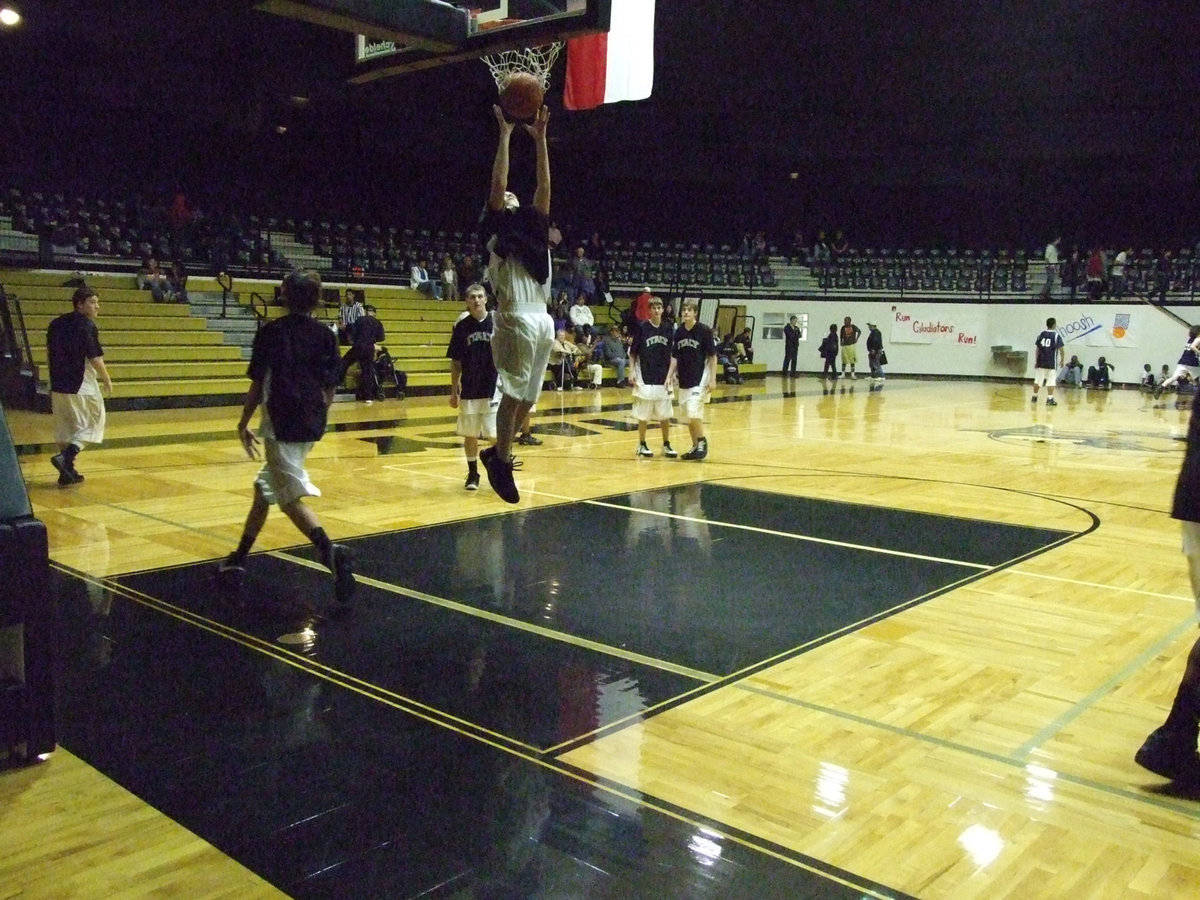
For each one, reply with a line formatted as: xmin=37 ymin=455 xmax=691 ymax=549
xmin=5 ymin=187 xmax=1200 ymax=303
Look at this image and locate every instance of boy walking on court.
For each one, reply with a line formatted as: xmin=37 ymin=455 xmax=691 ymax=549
xmin=447 ymin=284 xmax=499 ymax=491
xmin=672 ymin=299 xmax=718 ymax=460
xmin=630 ymin=295 xmax=678 ymax=458
xmin=219 ymin=270 xmax=355 ymax=608
xmin=1032 ymin=317 xmax=1065 ymax=406
xmin=46 ymin=285 xmax=112 ymax=485
xmin=477 ymin=104 xmax=555 ymax=503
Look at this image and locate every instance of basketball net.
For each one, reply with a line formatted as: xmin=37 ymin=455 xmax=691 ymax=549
xmin=481 ymin=43 xmax=563 ymax=92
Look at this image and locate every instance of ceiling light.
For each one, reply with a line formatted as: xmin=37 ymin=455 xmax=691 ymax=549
xmin=0 ymin=7 xmax=22 ymax=27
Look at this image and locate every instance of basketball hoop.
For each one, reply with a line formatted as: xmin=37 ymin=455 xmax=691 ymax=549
xmin=481 ymin=43 xmax=563 ymax=93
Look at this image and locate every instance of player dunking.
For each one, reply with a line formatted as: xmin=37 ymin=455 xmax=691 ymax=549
xmin=477 ymin=104 xmax=555 ymax=503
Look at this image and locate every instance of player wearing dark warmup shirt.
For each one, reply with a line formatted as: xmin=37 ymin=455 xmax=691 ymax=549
xmin=672 ymin=299 xmax=718 ymax=460
xmin=448 ymin=284 xmax=500 ymax=491
xmin=1032 ymin=317 xmax=1065 ymax=406
xmin=630 ymin=295 xmax=678 ymax=458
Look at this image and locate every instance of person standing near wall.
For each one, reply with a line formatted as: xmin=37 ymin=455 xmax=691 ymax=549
xmin=1031 ymin=316 xmax=1065 ymax=406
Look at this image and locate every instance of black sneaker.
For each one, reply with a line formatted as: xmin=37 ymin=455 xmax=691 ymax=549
xmin=1135 ymin=727 xmax=1200 ymax=782
xmin=465 ymin=471 xmax=480 ymax=491
xmin=1046 ymin=398 xmax=1057 ymax=407
xmin=681 ymin=439 xmax=708 ymax=461
xmin=329 ymin=544 xmax=356 ymax=607
xmin=662 ymin=443 xmax=678 ymax=458
xmin=481 ymin=446 xmax=520 ymax=503
xmin=517 ymin=432 xmax=543 ymax=446
xmin=51 ymin=453 xmax=83 ymax=485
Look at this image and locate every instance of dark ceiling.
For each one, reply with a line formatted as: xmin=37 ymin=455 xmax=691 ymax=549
xmin=1 ymin=1 xmax=1198 ymax=248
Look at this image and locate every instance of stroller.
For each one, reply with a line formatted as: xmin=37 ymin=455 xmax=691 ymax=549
xmin=373 ymin=347 xmax=407 ymax=400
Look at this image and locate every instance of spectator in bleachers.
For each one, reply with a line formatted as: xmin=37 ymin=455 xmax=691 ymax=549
xmin=550 ymin=291 xmax=570 ymax=333
xmin=831 ymin=229 xmax=849 ymax=259
xmin=410 ymin=257 xmax=441 ymax=298
xmin=168 ymin=190 xmax=193 ymax=262
xmin=1156 ymin=250 xmax=1174 ymax=303
xmin=547 ymin=221 xmax=563 ymax=254
xmin=1039 ymin=236 xmax=1061 ymax=299
xmin=338 ymin=288 xmax=364 ymax=345
xmin=1086 ymin=247 xmax=1107 ymax=302
xmin=568 ymin=293 xmax=595 ymax=339
xmin=137 ymin=256 xmax=170 ymax=303
xmin=1111 ymin=247 xmax=1132 ymax=298
xmin=811 ymin=230 xmax=831 ymax=269
xmin=595 ymin=325 xmax=630 ymax=386
xmin=570 ymin=245 xmax=596 ymax=303
xmin=789 ymin=230 xmax=808 ymax=265
xmin=753 ymin=230 xmax=767 ymax=260
xmin=440 ymin=255 xmax=458 ymax=302
xmin=167 ymin=260 xmax=188 ymax=304
xmin=735 ymin=326 xmax=754 ymax=363
xmin=586 ymin=231 xmax=608 ymax=287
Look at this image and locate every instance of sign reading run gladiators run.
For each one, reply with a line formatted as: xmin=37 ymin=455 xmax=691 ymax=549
xmin=889 ymin=307 xmax=983 ymax=346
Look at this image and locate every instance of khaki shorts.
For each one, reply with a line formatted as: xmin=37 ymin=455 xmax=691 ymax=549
xmin=456 ymin=395 xmax=500 ymax=440
xmin=492 ymin=307 xmax=555 ymax=404
xmin=255 ymin=437 xmax=319 ymax=507
xmin=841 ymin=344 xmax=858 ymax=366
xmin=633 ymin=383 xmax=673 ymax=422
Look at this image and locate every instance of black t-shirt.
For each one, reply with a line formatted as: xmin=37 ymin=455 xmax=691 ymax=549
xmin=479 ymin=206 xmax=551 ymax=283
xmin=352 ymin=315 xmax=385 ymax=348
xmin=632 ymin=320 xmax=674 ymax=385
xmin=47 ymin=310 xmax=103 ymax=393
xmin=673 ymin=321 xmax=716 ymax=389
xmin=446 ymin=313 xmax=498 ymax=400
xmin=248 ymin=313 xmax=341 ymax=443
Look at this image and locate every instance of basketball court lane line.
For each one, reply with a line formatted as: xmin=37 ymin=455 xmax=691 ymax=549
xmin=1010 ymin=568 xmax=1195 ymax=604
xmin=1013 ymin=608 xmax=1200 ymax=761
xmin=581 ymin=498 xmax=996 ymax=569
xmin=271 ymin=550 xmax=720 ymax=684
xmin=735 ymin=678 xmax=1200 ymax=822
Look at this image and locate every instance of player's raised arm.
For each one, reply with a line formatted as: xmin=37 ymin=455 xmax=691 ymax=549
xmin=527 ymin=106 xmax=550 ymax=216
xmin=488 ymin=105 xmax=515 ymax=211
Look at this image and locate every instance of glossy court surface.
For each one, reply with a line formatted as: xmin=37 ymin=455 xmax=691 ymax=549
xmin=6 ymin=377 xmax=1200 ymax=898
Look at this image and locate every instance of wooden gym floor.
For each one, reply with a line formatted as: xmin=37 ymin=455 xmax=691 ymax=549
xmin=3 ymin=376 xmax=1200 ymax=898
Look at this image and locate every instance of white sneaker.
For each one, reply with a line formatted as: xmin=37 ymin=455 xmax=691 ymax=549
xmin=636 ymin=443 xmax=653 ymax=457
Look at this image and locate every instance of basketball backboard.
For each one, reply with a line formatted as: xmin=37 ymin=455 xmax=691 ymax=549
xmin=254 ymin=0 xmax=611 ymax=83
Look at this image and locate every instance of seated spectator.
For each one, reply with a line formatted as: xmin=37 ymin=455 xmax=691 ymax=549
xmin=811 ymin=231 xmax=831 ymax=268
xmin=440 ymin=255 xmax=458 ymax=302
xmin=1087 ymin=356 xmax=1115 ymax=389
xmin=549 ymin=328 xmax=587 ymax=391
xmin=1141 ymin=363 xmax=1158 ymax=391
xmin=1057 ymin=354 xmax=1084 ymax=387
xmin=167 ymin=260 xmax=188 ymax=304
xmin=410 ymin=258 xmax=441 ymax=299
xmin=137 ymin=257 xmax=170 ymax=303
xmin=595 ymin=325 xmax=630 ymax=386
xmin=716 ymin=333 xmax=744 ymax=384
xmin=338 ymin=305 xmax=385 ymax=402
xmin=548 ymin=221 xmax=563 ymax=254
xmin=338 ymin=289 xmax=365 ymax=345
xmin=568 ymin=293 xmax=595 ymax=341
xmin=735 ymin=326 xmax=754 ymax=363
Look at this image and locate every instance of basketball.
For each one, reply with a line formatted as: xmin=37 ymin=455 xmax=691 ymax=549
xmin=499 ymin=71 xmax=545 ymax=120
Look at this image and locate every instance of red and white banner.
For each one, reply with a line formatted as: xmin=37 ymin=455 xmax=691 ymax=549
xmin=564 ymin=0 xmax=655 ymax=111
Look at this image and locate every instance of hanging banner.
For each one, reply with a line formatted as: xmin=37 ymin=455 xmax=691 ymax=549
xmin=888 ymin=307 xmax=983 ymax=346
